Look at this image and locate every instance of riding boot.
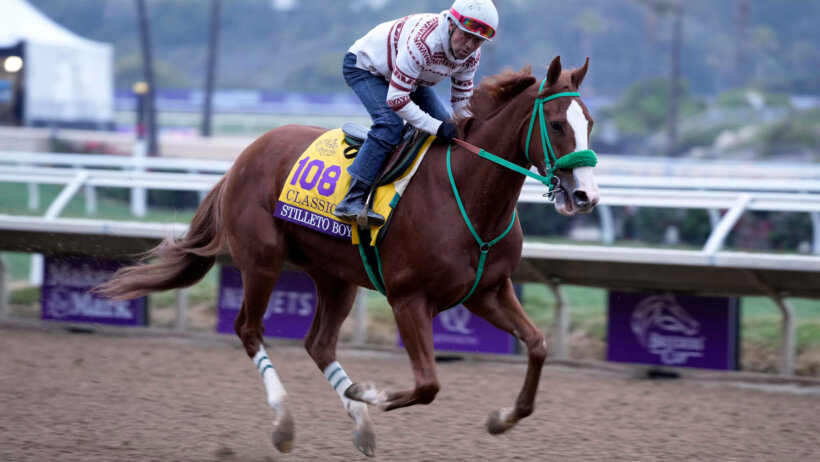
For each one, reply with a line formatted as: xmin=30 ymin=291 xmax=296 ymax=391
xmin=334 ymin=178 xmax=385 ymax=227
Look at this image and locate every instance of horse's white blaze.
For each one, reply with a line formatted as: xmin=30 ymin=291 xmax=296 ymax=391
xmin=567 ymin=100 xmax=589 ymax=151
xmin=565 ymin=101 xmax=599 ymax=207
xmin=253 ymin=346 xmax=287 ymax=413
xmin=572 ymin=166 xmax=598 ymax=198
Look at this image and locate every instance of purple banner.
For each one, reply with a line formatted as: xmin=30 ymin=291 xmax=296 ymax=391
xmin=41 ymin=257 xmax=148 ymax=326
xmin=399 ymin=304 xmax=517 ymax=355
xmin=216 ymin=266 xmax=317 ymax=339
xmin=607 ymin=291 xmax=739 ymax=370
xmin=273 ymin=202 xmax=352 ymax=240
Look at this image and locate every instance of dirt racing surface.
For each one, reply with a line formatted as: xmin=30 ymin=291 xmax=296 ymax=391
xmin=1 ymin=325 xmax=819 ymax=462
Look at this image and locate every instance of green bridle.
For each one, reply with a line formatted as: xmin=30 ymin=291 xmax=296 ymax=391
xmin=524 ymin=79 xmax=598 ymax=191
xmin=456 ymin=78 xmax=598 ymax=194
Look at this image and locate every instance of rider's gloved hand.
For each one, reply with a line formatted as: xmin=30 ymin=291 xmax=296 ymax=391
xmin=436 ymin=120 xmax=457 ymax=144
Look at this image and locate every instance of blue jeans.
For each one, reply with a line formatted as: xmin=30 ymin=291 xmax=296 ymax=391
xmin=342 ymin=52 xmax=449 ymax=184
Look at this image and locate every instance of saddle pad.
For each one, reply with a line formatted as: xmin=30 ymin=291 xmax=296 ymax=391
xmin=273 ymin=129 xmax=354 ymax=240
xmin=351 ymin=134 xmax=436 ymax=246
xmin=273 ymin=128 xmax=435 ymax=245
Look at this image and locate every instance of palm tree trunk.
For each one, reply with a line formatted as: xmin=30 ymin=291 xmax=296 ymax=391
xmin=666 ymin=0 xmax=682 ymax=156
xmin=202 ymin=0 xmax=221 ymax=137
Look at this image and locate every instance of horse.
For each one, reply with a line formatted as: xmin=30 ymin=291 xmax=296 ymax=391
xmin=96 ymin=56 xmax=600 ymax=457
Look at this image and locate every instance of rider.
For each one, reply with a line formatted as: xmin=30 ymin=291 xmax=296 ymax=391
xmin=334 ymin=0 xmax=499 ymax=226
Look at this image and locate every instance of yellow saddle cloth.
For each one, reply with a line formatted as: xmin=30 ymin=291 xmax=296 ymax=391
xmin=273 ymin=128 xmax=435 ymax=245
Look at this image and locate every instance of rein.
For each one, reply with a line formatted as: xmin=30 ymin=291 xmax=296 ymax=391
xmin=445 ymin=80 xmax=597 ymax=305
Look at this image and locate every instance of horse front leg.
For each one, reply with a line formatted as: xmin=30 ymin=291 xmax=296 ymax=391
xmin=464 ymin=279 xmax=547 ymax=435
xmin=346 ymin=298 xmax=440 ymax=411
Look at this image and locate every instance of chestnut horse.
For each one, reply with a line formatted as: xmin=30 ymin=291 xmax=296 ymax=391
xmin=97 ymin=56 xmax=599 ymax=457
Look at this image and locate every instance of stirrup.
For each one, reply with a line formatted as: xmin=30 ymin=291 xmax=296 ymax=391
xmin=356 ymin=208 xmax=385 ymax=228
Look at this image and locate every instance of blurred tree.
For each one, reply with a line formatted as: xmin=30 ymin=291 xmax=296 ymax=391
xmin=603 ymin=77 xmax=702 ymax=137
xmin=632 ymin=0 xmax=684 ymax=155
xmin=26 ymin=0 xmax=820 ymax=99
xmin=733 ymin=0 xmax=750 ymax=87
xmin=571 ymin=7 xmax=613 ymax=91
xmin=116 ymin=54 xmax=192 ymax=89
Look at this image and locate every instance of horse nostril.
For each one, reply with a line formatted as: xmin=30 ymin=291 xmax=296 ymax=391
xmin=572 ymin=190 xmax=589 ymax=207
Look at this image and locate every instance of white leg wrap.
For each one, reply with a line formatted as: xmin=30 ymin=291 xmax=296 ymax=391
xmin=253 ymin=346 xmax=287 ymax=414
xmin=323 ymin=361 xmax=355 ymax=410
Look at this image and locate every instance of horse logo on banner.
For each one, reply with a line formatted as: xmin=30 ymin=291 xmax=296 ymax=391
xmin=438 ymin=305 xmax=474 ymax=335
xmin=630 ymin=293 xmax=704 ymax=365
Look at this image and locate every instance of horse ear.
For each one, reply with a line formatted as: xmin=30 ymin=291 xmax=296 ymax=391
xmin=571 ymin=57 xmax=590 ymax=90
xmin=546 ymin=56 xmax=562 ymax=88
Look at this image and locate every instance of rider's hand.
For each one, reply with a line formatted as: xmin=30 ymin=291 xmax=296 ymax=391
xmin=436 ymin=120 xmax=457 ymax=144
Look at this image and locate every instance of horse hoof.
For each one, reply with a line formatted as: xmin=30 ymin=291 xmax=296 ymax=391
xmin=486 ymin=408 xmax=516 ymax=435
xmin=271 ymin=409 xmax=295 ymax=453
xmin=353 ymin=426 xmax=376 ymax=457
xmin=344 ymin=382 xmax=389 ymax=408
xmin=345 ymin=382 xmax=365 ymax=401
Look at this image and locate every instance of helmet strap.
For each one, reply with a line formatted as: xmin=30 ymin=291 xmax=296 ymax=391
xmin=447 ymin=20 xmax=457 ymax=57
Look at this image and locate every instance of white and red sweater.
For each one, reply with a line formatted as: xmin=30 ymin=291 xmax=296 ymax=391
xmin=348 ymin=12 xmax=480 ymax=135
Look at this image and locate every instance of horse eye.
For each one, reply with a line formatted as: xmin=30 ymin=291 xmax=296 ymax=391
xmin=550 ymin=122 xmax=563 ymax=133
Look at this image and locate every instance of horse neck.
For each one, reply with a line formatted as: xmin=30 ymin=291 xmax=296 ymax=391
xmin=451 ymin=93 xmax=534 ymax=234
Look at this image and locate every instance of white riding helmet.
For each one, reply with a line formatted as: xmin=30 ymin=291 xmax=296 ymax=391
xmin=445 ymin=0 xmax=499 ymax=42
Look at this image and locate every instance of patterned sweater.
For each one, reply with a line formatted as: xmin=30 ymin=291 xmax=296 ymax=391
xmin=348 ymin=12 xmax=480 ymax=135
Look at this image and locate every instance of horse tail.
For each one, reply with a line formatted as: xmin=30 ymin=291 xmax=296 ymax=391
xmin=95 ymin=177 xmax=227 ymax=300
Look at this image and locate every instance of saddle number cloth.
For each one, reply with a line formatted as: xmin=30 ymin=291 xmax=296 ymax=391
xmin=273 ymin=128 xmax=434 ymax=244
xmin=274 ymin=129 xmax=355 ymax=239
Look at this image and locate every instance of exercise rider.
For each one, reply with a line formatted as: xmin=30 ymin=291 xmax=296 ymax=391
xmin=335 ymin=0 xmax=499 ymax=226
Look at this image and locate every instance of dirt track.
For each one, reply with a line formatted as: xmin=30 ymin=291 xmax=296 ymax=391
xmin=1 ymin=325 xmax=819 ymax=461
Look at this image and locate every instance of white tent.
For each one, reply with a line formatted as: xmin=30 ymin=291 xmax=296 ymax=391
xmin=0 ymin=0 xmax=113 ymax=127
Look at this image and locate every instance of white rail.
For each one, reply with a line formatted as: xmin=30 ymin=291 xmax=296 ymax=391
xmin=3 ymin=152 xmax=820 ymax=258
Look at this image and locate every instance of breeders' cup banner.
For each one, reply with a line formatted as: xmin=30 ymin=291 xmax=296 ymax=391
xmin=41 ymin=257 xmax=148 ymax=326
xmin=607 ymin=291 xmax=739 ymax=370
xmin=399 ymin=286 xmax=523 ymax=355
xmin=216 ymin=266 xmax=317 ymax=339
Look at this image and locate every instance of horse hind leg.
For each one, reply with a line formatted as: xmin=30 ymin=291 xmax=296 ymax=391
xmin=463 ymin=279 xmax=547 ymax=435
xmin=304 ymin=271 xmax=375 ymax=457
xmin=233 ymin=268 xmax=296 ymax=453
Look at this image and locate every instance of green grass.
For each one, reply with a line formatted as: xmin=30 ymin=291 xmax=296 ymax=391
xmin=0 ymin=182 xmax=197 ymax=222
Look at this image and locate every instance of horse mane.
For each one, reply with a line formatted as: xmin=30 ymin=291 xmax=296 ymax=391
xmin=456 ymin=65 xmax=537 ymax=134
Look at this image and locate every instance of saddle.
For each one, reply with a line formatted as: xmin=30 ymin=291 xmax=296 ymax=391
xmin=342 ymin=122 xmax=429 ymax=187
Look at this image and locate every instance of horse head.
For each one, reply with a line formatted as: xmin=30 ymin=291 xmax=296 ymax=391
xmin=528 ymin=56 xmax=600 ymax=216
